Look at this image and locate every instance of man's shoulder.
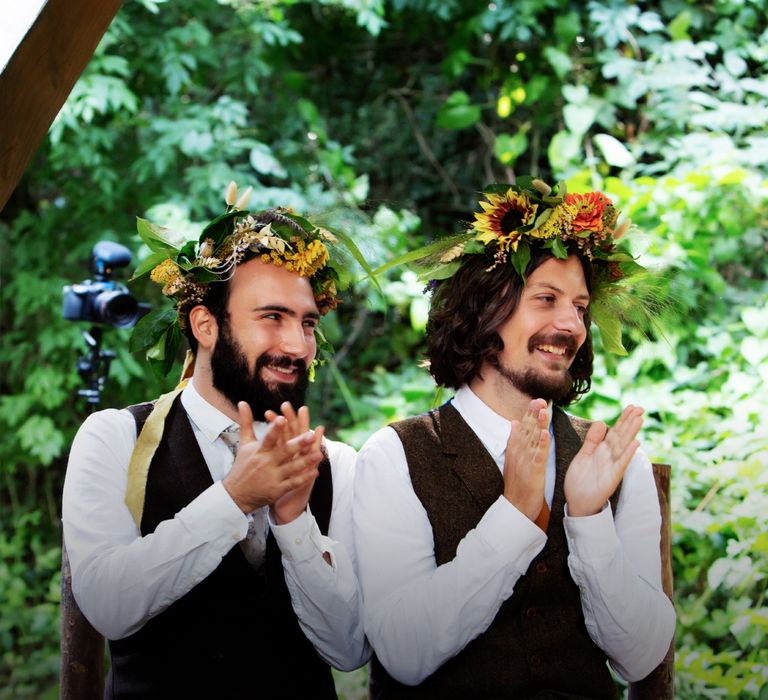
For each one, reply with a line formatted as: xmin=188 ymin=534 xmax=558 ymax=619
xmin=323 ymin=436 xmax=357 ymax=463
xmin=390 ymin=407 xmax=441 ymax=435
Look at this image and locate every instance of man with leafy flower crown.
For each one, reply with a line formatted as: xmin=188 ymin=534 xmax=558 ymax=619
xmin=63 ymin=182 xmax=370 ymax=699
xmin=354 ymin=177 xmax=676 ymax=699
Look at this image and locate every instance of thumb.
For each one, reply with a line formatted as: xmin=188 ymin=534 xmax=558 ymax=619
xmin=237 ymin=401 xmax=256 ymax=444
xmin=579 ymin=421 xmax=607 ymax=456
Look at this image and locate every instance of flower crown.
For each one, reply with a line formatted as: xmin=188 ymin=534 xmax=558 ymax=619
xmin=376 ymin=176 xmax=668 ymax=355
xmin=130 ymin=182 xmax=372 ymax=376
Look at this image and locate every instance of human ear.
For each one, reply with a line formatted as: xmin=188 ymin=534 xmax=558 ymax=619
xmin=188 ymin=305 xmax=218 ymax=350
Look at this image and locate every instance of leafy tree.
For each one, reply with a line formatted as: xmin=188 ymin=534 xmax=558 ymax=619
xmin=1 ymin=0 xmax=766 ymax=697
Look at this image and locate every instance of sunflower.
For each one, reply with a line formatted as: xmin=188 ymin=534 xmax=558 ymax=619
xmin=471 ymin=188 xmax=538 ymax=251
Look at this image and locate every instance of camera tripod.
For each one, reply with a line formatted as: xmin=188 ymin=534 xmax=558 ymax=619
xmin=76 ymin=326 xmax=115 ymax=408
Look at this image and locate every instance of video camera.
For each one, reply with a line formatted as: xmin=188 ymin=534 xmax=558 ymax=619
xmin=63 ymin=241 xmax=150 ymax=406
xmin=63 ymin=241 xmax=148 ymax=328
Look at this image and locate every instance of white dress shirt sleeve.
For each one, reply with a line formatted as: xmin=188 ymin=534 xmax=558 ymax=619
xmin=564 ymin=448 xmax=676 ymax=681
xmin=353 ymin=427 xmax=546 ymax=685
xmin=270 ymin=439 xmax=370 ymax=671
xmin=62 ymin=408 xmax=249 ymax=640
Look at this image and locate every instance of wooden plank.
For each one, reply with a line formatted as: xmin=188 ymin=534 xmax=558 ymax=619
xmin=628 ymin=463 xmax=675 ymax=700
xmin=0 ymin=0 xmax=123 ymax=212
xmin=60 ymin=541 xmax=105 ymax=700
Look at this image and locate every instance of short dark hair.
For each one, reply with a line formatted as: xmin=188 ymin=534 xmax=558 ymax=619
xmin=425 ymin=247 xmax=594 ymax=405
xmin=181 ymin=274 xmax=232 ymax=354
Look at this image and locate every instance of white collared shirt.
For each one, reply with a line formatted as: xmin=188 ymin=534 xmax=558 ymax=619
xmin=353 ymin=385 xmax=676 ymax=685
xmin=62 ymin=380 xmax=370 ymax=671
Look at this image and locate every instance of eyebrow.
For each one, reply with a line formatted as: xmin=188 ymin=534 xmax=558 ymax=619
xmin=528 ymin=282 xmax=590 ymax=303
xmin=253 ymin=304 xmax=321 ymax=320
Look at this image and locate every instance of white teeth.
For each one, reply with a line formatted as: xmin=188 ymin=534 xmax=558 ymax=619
xmin=537 ymin=344 xmax=566 ymax=356
xmin=268 ymin=365 xmax=295 ymax=373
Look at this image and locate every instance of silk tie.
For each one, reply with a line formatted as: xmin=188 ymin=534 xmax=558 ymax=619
xmin=219 ymin=426 xmax=267 ymax=569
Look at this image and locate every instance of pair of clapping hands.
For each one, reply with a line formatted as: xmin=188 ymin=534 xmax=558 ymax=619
xmin=504 ymin=400 xmax=645 ymax=521
xmin=222 ymin=401 xmax=323 ymax=525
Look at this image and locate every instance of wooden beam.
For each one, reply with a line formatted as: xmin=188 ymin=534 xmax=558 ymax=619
xmin=0 ymin=0 xmax=123 ymax=212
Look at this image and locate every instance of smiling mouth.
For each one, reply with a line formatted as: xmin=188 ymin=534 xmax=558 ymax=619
xmin=535 ymin=343 xmax=567 ymax=356
xmin=263 ymin=364 xmax=299 ymax=381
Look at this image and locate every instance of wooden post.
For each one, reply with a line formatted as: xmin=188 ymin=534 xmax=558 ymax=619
xmin=0 ymin=0 xmax=124 ymax=211
xmin=627 ymin=463 xmax=674 ymax=700
xmin=60 ymin=541 xmax=105 ymax=700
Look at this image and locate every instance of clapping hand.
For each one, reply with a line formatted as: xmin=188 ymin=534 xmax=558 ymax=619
xmin=222 ymin=401 xmax=322 ymax=515
xmin=564 ymin=405 xmax=644 ymax=517
xmin=264 ymin=402 xmax=325 ymax=525
xmin=502 ymin=398 xmax=550 ymax=522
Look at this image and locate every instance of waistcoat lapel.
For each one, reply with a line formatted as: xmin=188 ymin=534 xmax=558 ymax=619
xmin=440 ymin=403 xmax=504 ymax=512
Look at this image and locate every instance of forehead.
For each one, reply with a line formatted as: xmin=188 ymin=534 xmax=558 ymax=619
xmin=525 ymin=256 xmax=588 ymax=296
xmin=228 ymin=257 xmax=319 ymax=313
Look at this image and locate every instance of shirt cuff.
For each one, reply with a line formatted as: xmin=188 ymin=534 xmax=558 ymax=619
xmin=270 ymin=509 xmax=325 ymax=565
xmin=477 ymin=496 xmax=547 ymax=563
xmin=181 ymin=480 xmax=249 ymax=544
xmin=563 ymin=502 xmax=619 ymax=562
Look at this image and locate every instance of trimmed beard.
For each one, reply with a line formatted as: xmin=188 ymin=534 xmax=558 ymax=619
xmin=493 ymin=331 xmax=579 ymax=404
xmin=210 ymin=317 xmax=310 ymax=420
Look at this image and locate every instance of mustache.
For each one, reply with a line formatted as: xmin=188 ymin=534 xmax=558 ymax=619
xmin=527 ymin=332 xmax=579 ymax=357
xmin=255 ymin=353 xmax=308 ymax=373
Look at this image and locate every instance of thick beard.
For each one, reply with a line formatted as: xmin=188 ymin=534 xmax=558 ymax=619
xmin=494 ymin=331 xmax=578 ymax=404
xmin=210 ymin=318 xmax=309 ymax=420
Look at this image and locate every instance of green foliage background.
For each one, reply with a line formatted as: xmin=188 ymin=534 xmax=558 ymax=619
xmin=1 ymin=0 xmax=766 ymax=697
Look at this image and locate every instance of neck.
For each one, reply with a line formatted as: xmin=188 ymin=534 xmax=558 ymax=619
xmin=191 ymin=356 xmax=240 ymax=422
xmin=469 ymin=365 xmax=533 ymax=422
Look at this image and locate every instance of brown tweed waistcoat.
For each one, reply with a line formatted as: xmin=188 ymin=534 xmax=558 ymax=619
xmin=370 ymin=401 xmax=621 ymax=700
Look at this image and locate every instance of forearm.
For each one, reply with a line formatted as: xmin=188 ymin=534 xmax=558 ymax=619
xmin=360 ymin=498 xmax=544 ymax=684
xmin=274 ymin=511 xmax=370 ymax=670
xmin=65 ymin=482 xmax=246 ymax=639
xmin=565 ymin=458 xmax=676 ymax=681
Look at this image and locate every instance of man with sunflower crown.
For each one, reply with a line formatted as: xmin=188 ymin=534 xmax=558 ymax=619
xmin=354 ymin=177 xmax=676 ymax=699
xmin=63 ymin=182 xmax=371 ymax=698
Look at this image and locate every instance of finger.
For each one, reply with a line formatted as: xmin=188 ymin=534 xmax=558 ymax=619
xmin=238 ymin=402 xmax=257 ymax=444
xmin=283 ymin=466 xmax=320 ymax=491
xmin=279 ymin=402 xmax=301 ymax=438
xmin=264 ymin=409 xmax=279 ymax=423
xmin=260 ymin=415 xmax=288 ymax=449
xmin=313 ymin=425 xmax=325 ymax=453
xmin=580 ymin=421 xmax=607 ymax=456
xmin=297 ymin=405 xmax=310 ymax=436
xmin=279 ymin=445 xmax=323 ymax=479
xmin=606 ymin=411 xmax=643 ymax=456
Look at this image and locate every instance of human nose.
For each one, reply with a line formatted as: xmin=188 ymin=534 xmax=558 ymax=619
xmin=553 ymin=302 xmax=583 ymax=334
xmin=279 ymin=321 xmax=310 ymax=358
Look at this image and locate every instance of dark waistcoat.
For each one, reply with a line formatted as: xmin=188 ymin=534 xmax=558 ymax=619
xmin=105 ymin=396 xmax=337 ymax=700
xmin=370 ymin=402 xmax=621 ymax=700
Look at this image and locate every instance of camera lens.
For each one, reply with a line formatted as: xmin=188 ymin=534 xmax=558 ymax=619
xmin=94 ymin=290 xmax=140 ymax=328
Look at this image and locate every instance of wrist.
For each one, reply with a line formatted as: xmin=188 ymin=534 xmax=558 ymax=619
xmin=222 ymin=476 xmax=257 ymax=514
xmin=270 ymin=503 xmax=305 ymax=525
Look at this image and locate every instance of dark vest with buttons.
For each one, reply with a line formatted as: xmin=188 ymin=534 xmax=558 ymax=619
xmin=105 ymin=395 xmax=337 ymax=700
xmin=370 ymin=402 xmax=621 ymax=700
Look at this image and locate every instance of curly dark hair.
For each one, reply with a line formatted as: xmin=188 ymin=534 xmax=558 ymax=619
xmin=425 ymin=247 xmax=594 ymax=406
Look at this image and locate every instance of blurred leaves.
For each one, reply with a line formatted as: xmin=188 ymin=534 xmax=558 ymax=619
xmin=1 ymin=0 xmax=767 ymax=697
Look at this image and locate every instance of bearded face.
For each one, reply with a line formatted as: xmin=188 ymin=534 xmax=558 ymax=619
xmin=210 ymin=315 xmax=310 ymax=420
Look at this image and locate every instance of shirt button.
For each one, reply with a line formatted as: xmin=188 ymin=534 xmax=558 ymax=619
xmin=294 ymin=537 xmax=303 ymax=545
xmin=232 ymin=533 xmax=240 ymax=541
xmin=535 ymin=562 xmax=547 ymax=574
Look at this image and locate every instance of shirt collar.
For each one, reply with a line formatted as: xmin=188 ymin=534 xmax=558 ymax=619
xmin=451 ymin=385 xmax=553 ymax=461
xmin=180 ymin=379 xmax=267 ymax=442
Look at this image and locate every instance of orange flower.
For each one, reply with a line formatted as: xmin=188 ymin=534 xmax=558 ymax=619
xmin=565 ymin=192 xmax=612 ymax=233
